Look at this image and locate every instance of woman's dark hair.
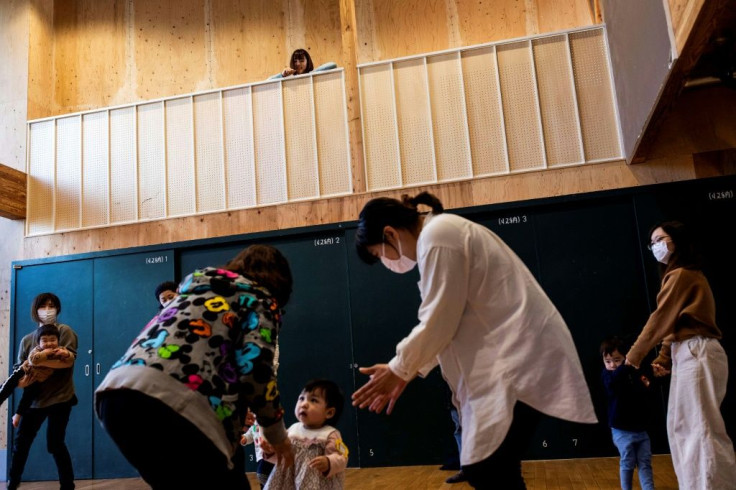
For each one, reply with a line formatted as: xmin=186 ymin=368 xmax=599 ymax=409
xmin=649 ymin=220 xmax=701 ymax=274
xmin=225 ymin=244 xmax=293 ymax=306
xmin=303 ymin=379 xmax=344 ymax=425
xmin=290 ymin=48 xmax=314 ymax=74
xmin=30 ymin=292 xmax=61 ymax=323
xmin=355 ymin=192 xmax=444 ymax=265
xmin=34 ymin=324 xmax=60 ymax=345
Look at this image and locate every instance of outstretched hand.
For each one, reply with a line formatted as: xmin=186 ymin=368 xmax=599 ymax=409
xmin=271 ymin=437 xmax=294 ymax=469
xmin=651 ymin=363 xmax=671 ymax=377
xmin=352 ymin=364 xmax=408 ymax=415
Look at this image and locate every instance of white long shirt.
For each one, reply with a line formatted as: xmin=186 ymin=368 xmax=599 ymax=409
xmin=387 ymin=213 xmax=597 ymax=465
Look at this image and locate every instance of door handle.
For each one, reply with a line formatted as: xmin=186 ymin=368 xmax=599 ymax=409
xmin=85 ymin=364 xmax=90 ymax=376
xmin=96 ymin=363 xmax=101 ymax=375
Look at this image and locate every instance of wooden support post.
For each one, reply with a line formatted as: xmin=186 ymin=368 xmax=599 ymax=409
xmin=0 ymin=163 xmax=26 ymax=220
xmin=339 ymin=0 xmax=366 ymax=194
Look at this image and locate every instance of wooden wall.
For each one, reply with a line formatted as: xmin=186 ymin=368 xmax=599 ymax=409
xmin=1 ymin=0 xmax=31 ymax=453
xmin=17 ymin=0 xmax=736 ymax=260
xmin=667 ymin=0 xmax=706 ymax=54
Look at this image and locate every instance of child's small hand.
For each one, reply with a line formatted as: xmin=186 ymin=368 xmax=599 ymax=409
xmin=282 ymin=68 xmax=296 ymax=77
xmin=309 ymin=455 xmax=330 ymax=475
xmin=652 ymin=363 xmax=670 ymax=377
xmin=259 ymin=438 xmax=274 ymax=454
xmin=240 ymin=434 xmax=248 ymax=446
xmin=244 ymin=409 xmax=256 ymax=427
xmin=12 ymin=414 xmax=21 ymax=428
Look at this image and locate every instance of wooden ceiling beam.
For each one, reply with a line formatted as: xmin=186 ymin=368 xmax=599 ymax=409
xmin=0 ymin=163 xmax=27 ymax=220
xmin=632 ymin=0 xmax=732 ymax=163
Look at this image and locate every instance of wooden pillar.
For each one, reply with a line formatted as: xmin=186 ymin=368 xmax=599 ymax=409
xmin=0 ymin=163 xmax=26 ymax=220
xmin=339 ymin=0 xmax=366 ymax=194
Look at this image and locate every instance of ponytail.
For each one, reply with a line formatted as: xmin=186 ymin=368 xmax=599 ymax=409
xmin=355 ymin=192 xmax=444 ymax=264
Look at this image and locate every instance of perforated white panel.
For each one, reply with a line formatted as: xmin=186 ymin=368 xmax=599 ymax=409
xmin=165 ymin=98 xmax=196 ymax=217
xmin=252 ymin=83 xmax=287 ymax=205
xmin=360 ymin=64 xmax=400 ymax=190
xmin=497 ymin=42 xmax=545 ymax=171
xmin=570 ymin=29 xmax=621 ymax=161
xmin=283 ymin=78 xmax=319 ymax=200
xmin=193 ymin=93 xmax=226 ymax=213
xmin=222 ymin=88 xmax=257 ymax=209
xmin=533 ymin=36 xmax=584 ymax=167
xmin=55 ymin=116 xmax=82 ymax=231
xmin=110 ymin=107 xmax=137 ymax=224
xmin=82 ymin=111 xmax=109 ymax=227
xmin=394 ymin=58 xmax=435 ymax=186
xmin=313 ymin=72 xmax=351 ymax=196
xmin=27 ymin=121 xmax=55 ymax=236
xmin=137 ymin=103 xmax=165 ymax=220
xmin=427 ymin=53 xmax=472 ymax=181
xmin=461 ymin=47 xmax=508 ymax=176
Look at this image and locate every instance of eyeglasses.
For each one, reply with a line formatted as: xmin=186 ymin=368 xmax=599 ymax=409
xmin=647 ymin=235 xmax=670 ymax=250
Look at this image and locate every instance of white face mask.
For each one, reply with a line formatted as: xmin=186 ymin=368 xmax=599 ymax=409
xmin=651 ymin=240 xmax=672 ymax=264
xmin=381 ymin=240 xmax=417 ymax=274
xmin=37 ymin=308 xmax=57 ymax=325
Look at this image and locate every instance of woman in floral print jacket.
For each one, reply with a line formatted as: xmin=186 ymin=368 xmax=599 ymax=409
xmin=95 ymin=245 xmax=294 ymax=490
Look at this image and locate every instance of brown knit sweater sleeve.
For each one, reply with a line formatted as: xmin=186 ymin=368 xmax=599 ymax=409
xmin=627 ymin=269 xmax=688 ymax=368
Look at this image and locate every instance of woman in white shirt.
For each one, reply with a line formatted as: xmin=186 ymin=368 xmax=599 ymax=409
xmin=351 ymin=192 xmax=597 ymax=489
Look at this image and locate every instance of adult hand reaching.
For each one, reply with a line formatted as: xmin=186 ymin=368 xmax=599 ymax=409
xmin=352 ymin=364 xmax=409 ymax=415
xmin=271 ymin=437 xmax=294 ymax=469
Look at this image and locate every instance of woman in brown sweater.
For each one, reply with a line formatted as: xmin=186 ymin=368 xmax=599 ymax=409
xmin=625 ymin=221 xmax=736 ymax=490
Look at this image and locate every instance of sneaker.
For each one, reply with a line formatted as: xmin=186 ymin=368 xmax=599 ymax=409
xmin=446 ymin=470 xmax=468 ymax=484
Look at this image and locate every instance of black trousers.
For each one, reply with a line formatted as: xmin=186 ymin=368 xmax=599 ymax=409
xmin=96 ymin=389 xmax=249 ymax=490
xmin=8 ymin=399 xmax=75 ymax=490
xmin=462 ymin=402 xmax=541 ymax=490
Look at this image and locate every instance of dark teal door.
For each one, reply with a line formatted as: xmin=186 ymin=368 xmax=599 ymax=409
xmin=10 ymin=259 xmax=94 ymax=480
xmin=92 ymin=250 xmax=175 ymax=478
xmin=179 ymin=231 xmax=358 ymax=471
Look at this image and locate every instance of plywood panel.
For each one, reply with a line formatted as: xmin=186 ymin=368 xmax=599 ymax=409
xmin=27 ymin=0 xmax=55 ymax=120
xmin=454 ymin=0 xmax=527 ymax=46
xmin=302 ymin=0 xmax=343 ymax=70
xmin=667 ymin=0 xmax=705 ymax=54
xmin=536 ymin=0 xmax=595 ymax=33
xmin=211 ymin=0 xmax=286 ymax=86
xmin=53 ymin=0 xmax=126 ymax=113
xmin=134 ymin=0 xmax=207 ymax=99
xmin=366 ymin=0 xmax=449 ymax=61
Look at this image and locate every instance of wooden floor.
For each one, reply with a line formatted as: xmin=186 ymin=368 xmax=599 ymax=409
xmin=0 ymin=455 xmax=677 ymax=489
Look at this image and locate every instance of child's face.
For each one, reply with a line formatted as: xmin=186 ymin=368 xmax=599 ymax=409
xmin=293 ymin=55 xmax=308 ymax=74
xmin=39 ymin=334 xmax=59 ymax=350
xmin=294 ymin=389 xmax=335 ymax=429
xmin=603 ymin=349 xmax=625 ymax=371
xmin=158 ymin=290 xmax=178 ymax=307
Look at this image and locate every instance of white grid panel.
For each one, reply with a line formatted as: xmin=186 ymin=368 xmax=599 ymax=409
xmin=570 ymin=30 xmax=621 ymax=161
xmin=461 ymin=47 xmax=509 ymax=176
xmin=137 ymin=102 xmax=165 ymax=220
xmin=82 ymin=111 xmax=109 ymax=227
xmin=313 ymin=72 xmax=351 ymax=196
xmin=55 ymin=116 xmax=82 ymax=231
xmin=222 ymin=87 xmax=257 ymax=209
xmin=194 ymin=93 xmax=226 ymax=213
xmin=282 ymin=77 xmax=319 ymax=200
xmin=533 ymin=36 xmax=584 ymax=167
xmin=27 ymin=120 xmax=55 ymax=235
xmin=165 ymin=97 xmax=196 ymax=217
xmin=427 ymin=53 xmax=472 ymax=181
xmin=252 ymin=83 xmax=287 ymax=205
xmin=393 ymin=58 xmax=435 ymax=186
xmin=110 ymin=107 xmax=137 ymax=224
xmin=359 ymin=64 xmax=401 ymax=190
xmin=496 ymin=42 xmax=545 ymax=172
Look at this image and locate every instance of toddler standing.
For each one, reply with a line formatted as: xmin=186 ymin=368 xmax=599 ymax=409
xmin=601 ymin=336 xmax=655 ymax=490
xmin=265 ymin=379 xmax=348 ymax=489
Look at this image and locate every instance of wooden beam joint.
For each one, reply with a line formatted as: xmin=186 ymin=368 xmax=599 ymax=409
xmin=0 ymin=163 xmax=27 ymax=220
